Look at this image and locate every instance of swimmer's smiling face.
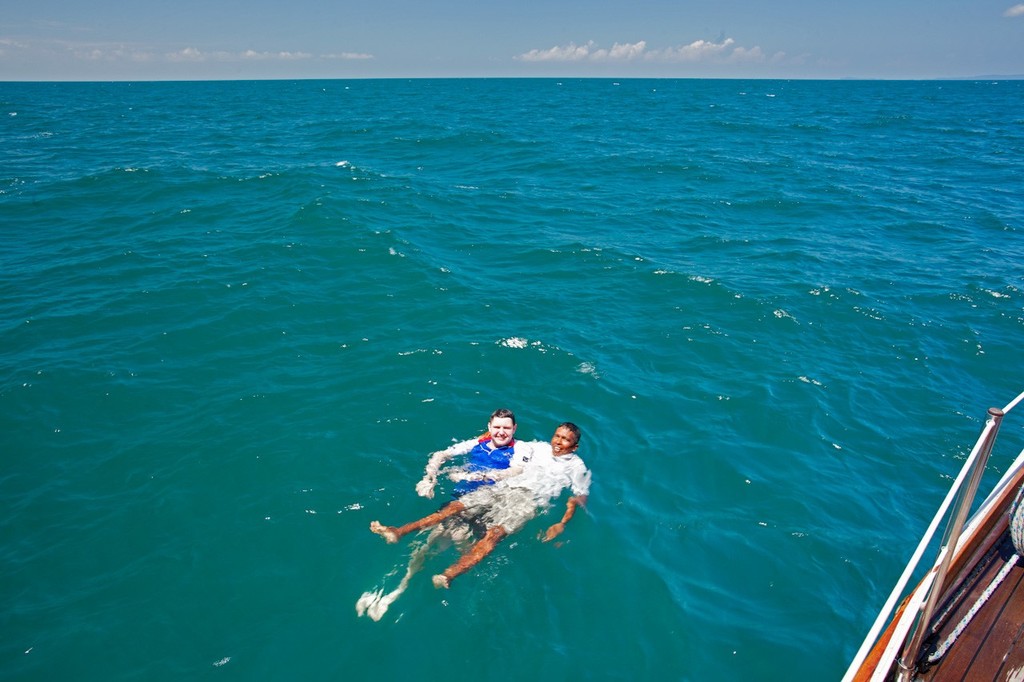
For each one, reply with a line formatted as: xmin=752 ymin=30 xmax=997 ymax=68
xmin=487 ymin=416 xmax=517 ymax=448
xmin=550 ymin=426 xmax=579 ymax=456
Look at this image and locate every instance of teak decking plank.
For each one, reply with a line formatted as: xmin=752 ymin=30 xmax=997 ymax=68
xmin=923 ymin=538 xmax=1024 ymax=681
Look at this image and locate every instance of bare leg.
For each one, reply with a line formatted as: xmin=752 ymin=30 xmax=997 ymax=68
xmin=370 ymin=501 xmax=466 ymax=543
xmin=433 ymin=525 xmax=508 ymax=589
xmin=357 ymin=524 xmax=458 ymax=621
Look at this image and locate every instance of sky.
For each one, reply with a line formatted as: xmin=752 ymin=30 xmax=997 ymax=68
xmin=1 ymin=0 xmax=1023 ymax=81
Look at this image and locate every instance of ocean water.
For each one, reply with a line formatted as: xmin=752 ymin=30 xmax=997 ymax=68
xmin=1 ymin=78 xmax=1022 ymax=681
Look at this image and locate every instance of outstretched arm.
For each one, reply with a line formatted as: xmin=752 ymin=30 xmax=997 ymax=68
xmin=543 ymin=495 xmax=587 ymax=542
xmin=447 ymin=465 xmax=523 ymax=484
xmin=416 ymin=439 xmax=475 ymax=498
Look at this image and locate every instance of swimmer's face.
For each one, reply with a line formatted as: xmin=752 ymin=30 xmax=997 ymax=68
xmin=488 ymin=417 xmax=517 ymax=447
xmin=550 ymin=426 xmax=579 ymax=456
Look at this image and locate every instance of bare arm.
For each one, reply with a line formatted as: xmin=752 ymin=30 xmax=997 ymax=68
xmin=416 ymin=439 xmax=475 ymax=498
xmin=542 ymin=495 xmax=587 ymax=542
xmin=447 ymin=465 xmax=523 ymax=484
xmin=440 ymin=438 xmax=537 ymax=487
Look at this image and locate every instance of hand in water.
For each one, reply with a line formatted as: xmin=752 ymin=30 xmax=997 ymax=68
xmin=415 ymin=476 xmax=435 ymax=498
xmin=542 ymin=522 xmax=565 ymax=543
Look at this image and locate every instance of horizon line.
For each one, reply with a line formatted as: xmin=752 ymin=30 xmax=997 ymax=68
xmin=3 ymin=74 xmax=1023 ymax=84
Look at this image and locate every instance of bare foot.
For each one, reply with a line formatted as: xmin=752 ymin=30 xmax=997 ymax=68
xmin=432 ymin=574 xmax=451 ymax=589
xmin=369 ymin=521 xmax=399 ymax=544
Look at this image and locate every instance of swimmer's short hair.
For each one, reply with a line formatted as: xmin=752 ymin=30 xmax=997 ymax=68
xmin=490 ymin=408 xmax=516 ymax=425
xmin=558 ymin=421 xmax=581 ymax=445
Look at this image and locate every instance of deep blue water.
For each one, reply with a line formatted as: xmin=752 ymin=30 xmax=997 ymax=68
xmin=2 ymin=78 xmax=1023 ymax=681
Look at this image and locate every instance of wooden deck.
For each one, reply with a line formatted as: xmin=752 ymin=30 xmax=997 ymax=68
xmin=845 ymin=401 xmax=1024 ymax=682
xmin=917 ymin=532 xmax=1024 ymax=681
xmin=853 ymin=455 xmax=1024 ymax=682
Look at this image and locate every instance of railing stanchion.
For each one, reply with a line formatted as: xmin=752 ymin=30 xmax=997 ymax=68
xmin=896 ymin=407 xmax=1005 ymax=680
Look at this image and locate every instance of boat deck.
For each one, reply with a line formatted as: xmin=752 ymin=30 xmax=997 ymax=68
xmin=917 ymin=531 xmax=1024 ymax=681
xmin=844 ymin=398 xmax=1024 ymax=682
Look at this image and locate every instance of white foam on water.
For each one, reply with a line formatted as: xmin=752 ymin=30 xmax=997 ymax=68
xmin=773 ymin=309 xmax=797 ymax=322
xmin=498 ymin=336 xmax=529 ymax=349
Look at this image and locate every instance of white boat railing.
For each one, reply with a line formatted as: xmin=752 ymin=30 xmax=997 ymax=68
xmin=842 ymin=390 xmax=1024 ymax=682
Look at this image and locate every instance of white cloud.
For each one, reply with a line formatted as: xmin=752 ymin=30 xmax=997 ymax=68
xmin=592 ymin=41 xmax=647 ymax=61
xmin=70 ymin=45 xmax=154 ymax=62
xmin=516 ymin=41 xmax=597 ymax=62
xmin=165 ymin=47 xmax=325 ymax=62
xmin=168 ymin=46 xmax=205 ymax=62
xmin=0 ymin=36 xmax=377 ymax=78
xmin=517 ymin=38 xmax=774 ymax=65
xmin=728 ymin=46 xmax=767 ymax=63
xmin=648 ymin=38 xmax=734 ymax=62
xmin=1005 ymin=3 xmax=1024 ymax=16
xmin=323 ymin=52 xmax=374 ymax=60
xmin=241 ymin=50 xmax=313 ymax=60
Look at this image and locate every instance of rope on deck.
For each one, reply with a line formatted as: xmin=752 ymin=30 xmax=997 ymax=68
xmin=927 ymin=485 xmax=1024 ymax=665
xmin=926 ymin=553 xmax=1019 ymax=664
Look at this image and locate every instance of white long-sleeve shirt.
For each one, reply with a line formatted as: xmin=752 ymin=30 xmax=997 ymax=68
xmin=502 ymin=441 xmax=591 ymax=504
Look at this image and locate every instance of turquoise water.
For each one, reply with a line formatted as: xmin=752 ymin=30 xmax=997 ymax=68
xmin=2 ymin=78 xmax=1022 ymax=680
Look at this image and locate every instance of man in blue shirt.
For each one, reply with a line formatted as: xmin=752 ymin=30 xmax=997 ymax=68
xmin=415 ymin=407 xmax=521 ymax=498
